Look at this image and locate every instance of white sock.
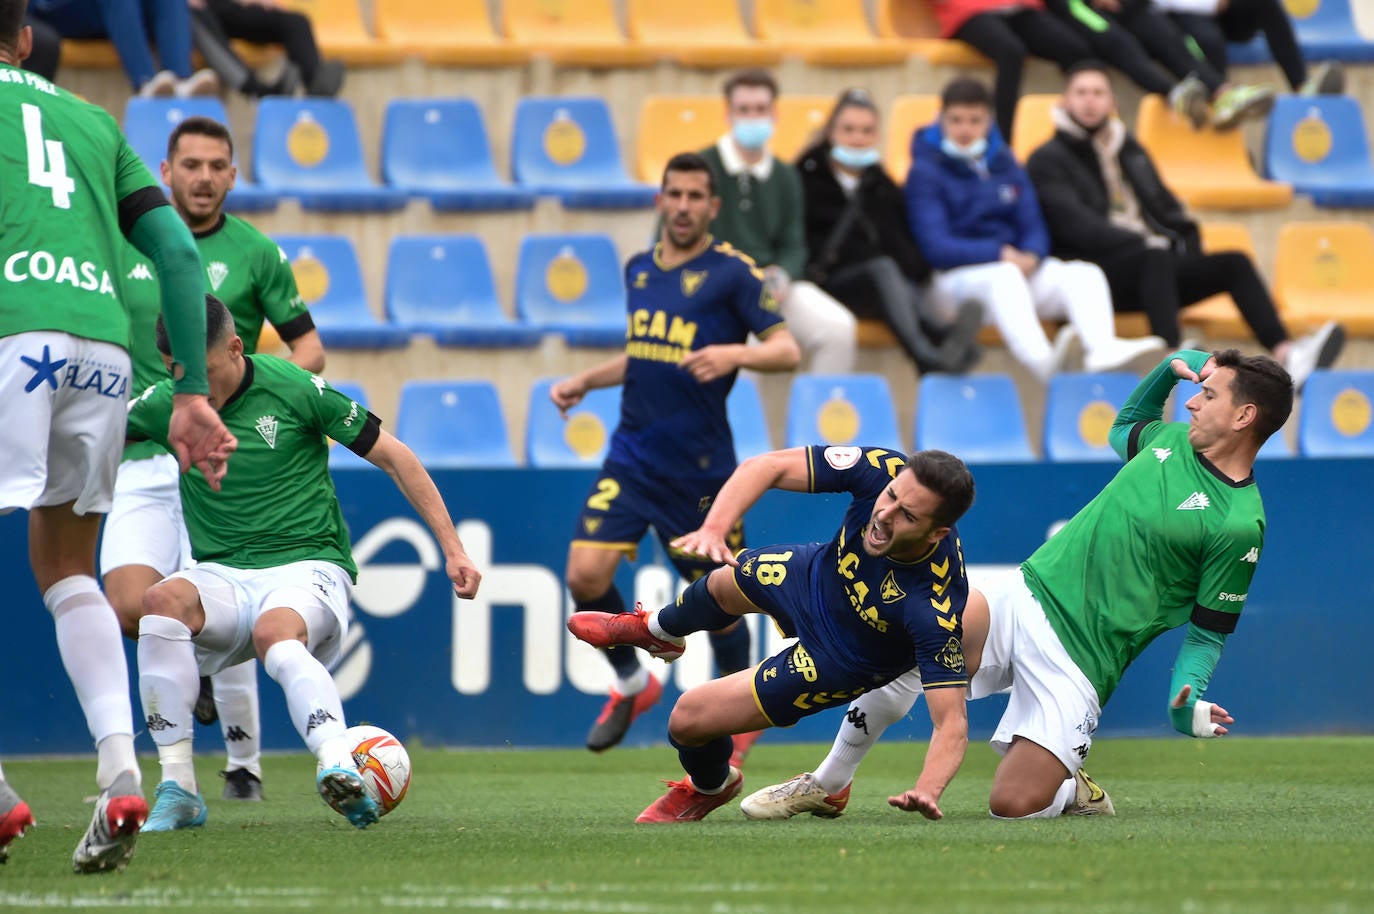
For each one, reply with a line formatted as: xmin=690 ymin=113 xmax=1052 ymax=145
xmin=990 ymin=777 xmax=1077 ymax=820
xmin=262 ymin=640 xmax=347 ymax=759
xmin=814 ymin=674 xmax=922 ymax=794
xmin=0 ymin=760 xmax=7 ymax=781
xmin=137 ymin=615 xmax=199 ymax=763
xmin=96 ymin=734 xmax=139 ymax=791
xmin=213 ymin=660 xmax=262 ymax=778
xmin=646 ymin=610 xmax=673 ymax=642
xmin=614 ymin=665 xmax=650 ymax=696
xmin=157 ymin=738 xmax=197 ymax=793
xmin=46 ymin=576 xmax=135 ymax=787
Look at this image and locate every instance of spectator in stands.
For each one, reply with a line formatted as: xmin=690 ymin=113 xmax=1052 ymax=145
xmin=699 ymin=69 xmax=856 ymax=375
xmin=797 ymin=88 xmax=983 ymax=376
xmin=1043 ymin=0 xmax=1272 ymax=129
xmin=29 ymin=0 xmax=218 ymax=96
xmin=1154 ymin=0 xmax=1344 ymax=98
xmin=908 ymin=77 xmax=1166 ymax=383
xmin=1027 ymin=62 xmax=1345 ymax=390
xmin=22 ymin=12 xmax=60 ymax=80
xmin=188 ymin=0 xmax=343 ymax=98
xmin=933 ymin=0 xmax=1096 ymax=141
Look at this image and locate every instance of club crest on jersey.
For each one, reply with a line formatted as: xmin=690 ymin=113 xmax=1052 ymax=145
xmin=681 ymin=269 xmax=707 ymax=297
xmin=207 ymin=261 xmax=229 ymax=291
xmin=1176 ymin=491 xmax=1210 ymax=511
xmin=582 ymin=517 xmax=602 ymax=535
xmin=633 ymin=271 xmax=648 ymax=289
xmin=879 ymin=570 xmax=906 ymax=604
xmin=255 ymin=415 xmax=279 ymax=449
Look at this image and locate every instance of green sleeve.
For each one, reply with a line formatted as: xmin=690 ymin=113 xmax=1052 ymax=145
xmin=128 ymin=206 xmax=209 ymax=395
xmin=774 ymin=165 xmax=808 ymax=281
xmin=126 ymin=381 xmax=174 ymax=449
xmin=1168 ymin=623 xmax=1227 ymax=735
xmin=258 ymin=239 xmax=309 ymax=329
xmin=112 ymin=131 xmax=159 ymax=200
xmin=1108 ymin=349 xmax=1211 ymax=459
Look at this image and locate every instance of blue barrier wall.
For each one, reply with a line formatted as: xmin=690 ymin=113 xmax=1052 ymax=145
xmin=3 ymin=459 xmax=1371 ymax=757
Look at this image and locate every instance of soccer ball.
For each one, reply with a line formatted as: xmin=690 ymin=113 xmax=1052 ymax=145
xmin=344 ymin=724 xmax=411 ymax=815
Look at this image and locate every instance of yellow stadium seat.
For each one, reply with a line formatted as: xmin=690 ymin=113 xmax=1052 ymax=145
xmin=1274 ymin=222 xmax=1374 ymax=336
xmin=501 ymin=0 xmax=660 ymax=67
xmin=283 ymin=0 xmax=405 ymax=64
xmin=626 ymin=0 xmax=783 ymax=67
xmin=1012 ymin=94 xmax=1058 ymax=162
xmin=772 ymin=95 xmax=839 ymax=164
xmin=872 ymin=0 xmax=991 ymax=66
xmin=884 ymin=94 xmax=939 ymax=183
xmin=64 ymin=38 xmax=280 ymax=72
xmin=373 ymin=0 xmax=530 ymax=65
xmin=753 ymin=0 xmax=910 ymax=66
xmin=636 ymin=96 xmax=728 ymax=183
xmin=1134 ymin=95 xmax=1292 ymax=211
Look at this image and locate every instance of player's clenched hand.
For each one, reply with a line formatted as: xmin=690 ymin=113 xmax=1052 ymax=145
xmin=549 ymin=378 xmax=587 ymax=417
xmin=1171 ymin=683 xmax=1233 ymax=737
xmin=888 ymin=789 xmax=943 ymax=820
xmin=1170 ymin=354 xmax=1216 ymax=384
xmin=447 ymin=552 xmax=482 ymax=599
xmin=169 ymin=394 xmax=237 ymax=492
xmin=679 ymin=345 xmax=740 ymax=384
xmin=670 ymin=528 xmax=739 ymax=567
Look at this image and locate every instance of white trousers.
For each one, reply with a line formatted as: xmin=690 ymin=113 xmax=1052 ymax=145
xmin=781 ymin=280 xmax=857 ymax=374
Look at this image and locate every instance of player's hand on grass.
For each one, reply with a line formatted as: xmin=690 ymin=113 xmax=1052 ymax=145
xmin=1171 ymin=683 xmax=1233 ymax=737
xmin=447 ymin=552 xmax=482 ymax=599
xmin=887 ymin=789 xmax=943 ymax=820
xmin=170 ymin=394 xmax=237 ymax=491
xmin=549 ymin=378 xmax=587 ymax=417
xmin=680 ymin=344 xmax=741 ymax=384
xmin=670 ymin=528 xmax=739 ymax=567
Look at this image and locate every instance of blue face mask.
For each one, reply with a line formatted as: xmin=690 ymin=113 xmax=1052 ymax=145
xmin=732 ymin=118 xmax=774 ymax=151
xmin=940 ymin=135 xmax=988 ymax=160
xmin=830 ymin=144 xmax=881 ymax=170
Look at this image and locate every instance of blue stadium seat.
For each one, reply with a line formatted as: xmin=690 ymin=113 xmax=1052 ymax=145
xmin=1225 ymin=35 xmax=1271 ymax=65
xmin=1171 ymin=384 xmax=1293 ymax=459
xmin=326 ymin=381 xmax=378 ymax=470
xmin=253 ymin=98 xmax=407 ymax=211
xmin=272 ymin=235 xmax=409 ymax=349
xmin=386 ymin=236 xmax=541 ymax=348
xmin=1263 ymin=96 xmax=1374 ymax=207
xmin=510 ymin=97 xmax=657 ymax=209
xmin=525 ymin=378 xmax=621 ymax=468
xmin=727 ymin=374 xmax=773 ymax=462
xmin=381 ymin=99 xmax=535 ymax=211
xmin=915 ymin=374 xmax=1035 ymax=463
xmin=785 ymin=374 xmax=902 ymax=451
xmin=1298 ymin=369 xmax=1374 ymax=456
xmin=1275 ymin=0 xmax=1374 ymax=61
xmin=515 ymin=234 xmax=626 ymax=347
xmin=1043 ymin=372 xmax=1138 ymax=462
xmin=122 ymin=97 xmax=278 ymax=212
xmin=396 ymin=380 xmax=518 ymax=468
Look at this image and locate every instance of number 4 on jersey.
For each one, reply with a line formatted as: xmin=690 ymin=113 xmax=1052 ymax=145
xmin=23 ymin=103 xmax=76 ymax=209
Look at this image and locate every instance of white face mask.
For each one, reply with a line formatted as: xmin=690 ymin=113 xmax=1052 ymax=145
xmin=940 ymin=136 xmax=988 ymax=160
xmin=830 ymin=144 xmax=881 ymax=170
xmin=731 ymin=118 xmax=774 ymax=151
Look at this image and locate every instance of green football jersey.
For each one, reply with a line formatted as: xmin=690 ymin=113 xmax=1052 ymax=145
xmin=1022 ymin=421 xmax=1265 ymax=705
xmin=119 ymin=250 xmax=167 ymax=462
xmin=126 ymin=355 xmax=376 ymax=579
xmin=195 ymin=214 xmax=310 ymax=352
xmin=0 ymin=64 xmax=159 ymax=347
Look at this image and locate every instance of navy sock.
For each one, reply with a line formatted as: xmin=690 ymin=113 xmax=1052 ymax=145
xmin=709 ymin=621 xmax=751 ymax=676
xmin=575 ymin=587 xmax=639 ymax=679
xmin=658 ymin=575 xmax=736 ymax=638
xmin=670 ymin=732 xmax=733 ymax=792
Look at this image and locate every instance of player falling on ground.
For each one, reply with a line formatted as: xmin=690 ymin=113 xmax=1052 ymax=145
xmin=129 ymin=294 xmax=479 ymax=831
xmin=742 ymin=349 xmax=1286 ymax=821
xmin=0 ymin=0 xmax=235 ymax=873
xmin=551 ymin=151 xmax=799 ymax=759
xmin=569 ymin=445 xmax=975 ymax=822
xmin=102 ymin=115 xmax=325 ymax=807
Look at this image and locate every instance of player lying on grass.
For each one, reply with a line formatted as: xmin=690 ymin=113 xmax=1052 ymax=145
xmin=742 ymin=348 xmax=1286 ymax=821
xmin=569 ymin=444 xmax=975 ymax=822
xmin=129 ymin=294 xmax=480 ymax=831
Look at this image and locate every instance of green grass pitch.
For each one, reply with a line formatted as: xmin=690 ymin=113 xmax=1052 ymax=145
xmin=1 ymin=736 xmax=1370 ymax=913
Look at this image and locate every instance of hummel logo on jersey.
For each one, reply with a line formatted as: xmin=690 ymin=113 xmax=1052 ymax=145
xmin=255 ymin=415 xmax=278 ymax=449
xmin=1240 ymin=547 xmax=1260 ymax=563
xmin=207 ymin=260 xmax=229 ymax=291
xmin=1153 ymin=447 xmax=1172 ymax=463
xmin=126 ymin=263 xmax=154 ymax=281
xmin=224 ymin=725 xmax=251 ymax=742
xmin=305 ymin=709 xmax=337 ymax=733
xmin=1176 ymin=492 xmax=1211 ymax=511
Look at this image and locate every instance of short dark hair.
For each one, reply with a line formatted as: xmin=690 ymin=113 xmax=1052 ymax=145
xmin=940 ymin=78 xmax=993 ymax=112
xmin=907 ymin=450 xmax=976 ymax=528
xmin=0 ymin=0 xmax=26 ymax=56
xmin=661 ymin=151 xmax=716 ymax=194
xmin=167 ymin=116 xmax=234 ymax=161
xmin=1064 ymin=59 xmax=1112 ymax=87
xmin=155 ymin=293 xmax=236 ymax=357
xmin=723 ymin=68 xmax=779 ymax=103
xmin=1212 ymin=348 xmax=1293 ymax=443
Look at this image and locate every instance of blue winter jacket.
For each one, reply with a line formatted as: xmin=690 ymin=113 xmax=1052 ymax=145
xmin=904 ymin=122 xmax=1050 ymax=270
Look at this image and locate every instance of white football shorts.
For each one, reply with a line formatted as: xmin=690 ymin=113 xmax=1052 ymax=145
xmin=99 ymin=453 xmax=191 ymax=577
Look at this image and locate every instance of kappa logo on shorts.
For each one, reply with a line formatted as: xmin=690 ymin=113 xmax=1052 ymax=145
xmin=312 ymin=568 xmax=334 ymax=597
xmin=255 ymin=415 xmax=279 ymax=448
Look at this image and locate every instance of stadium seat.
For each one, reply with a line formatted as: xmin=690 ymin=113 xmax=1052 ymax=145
xmin=385 ymin=236 xmax=542 ymax=348
xmin=272 ymin=235 xmax=409 ymax=349
xmin=1273 ymin=0 xmax=1374 ymax=62
xmin=1134 ymin=96 xmax=1293 ymax=210
xmin=1043 ymin=372 xmax=1139 ymax=462
xmin=372 ymin=0 xmax=531 ymax=65
xmin=253 ymin=98 xmax=407 ymax=211
xmin=122 ymin=97 xmax=278 ymax=212
xmin=773 ymin=95 xmax=840 ymax=163
xmin=636 ymin=95 xmax=728 ymax=183
xmin=395 ymin=380 xmax=518 ymax=468
xmin=380 ymin=99 xmax=535 ymax=211
xmin=727 ymin=374 xmax=774 ymax=462
xmin=282 ymin=0 xmax=405 ymax=64
xmin=500 ymin=0 xmax=659 ymax=66
xmin=526 ymin=378 xmax=621 ymax=468
xmin=915 ymin=374 xmax=1036 ymax=463
xmin=1011 ymin=94 xmax=1058 ymax=162
xmin=785 ymin=374 xmax=903 ymax=450
xmin=1263 ymin=96 xmax=1374 ymax=208
xmin=1298 ymin=370 xmax=1374 ymax=456
xmin=873 ymin=0 xmax=991 ymax=66
xmin=753 ymin=0 xmax=909 ymax=66
xmin=326 ymin=381 xmax=377 ymax=469
xmin=626 ymin=0 xmax=783 ymax=67
xmin=884 ymin=95 xmax=939 ymax=182
xmin=1171 ymin=381 xmax=1294 ymax=458
xmin=515 ymin=234 xmax=626 ymax=347
xmin=510 ymin=97 xmax=657 ymax=209
xmin=1273 ymin=221 xmax=1374 ymax=336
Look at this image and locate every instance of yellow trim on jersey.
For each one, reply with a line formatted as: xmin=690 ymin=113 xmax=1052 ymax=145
xmin=806 ymin=446 xmax=818 ymax=493
xmin=651 ymin=234 xmax=717 ymax=272
xmin=922 ymin=680 xmax=969 ymax=690
xmin=750 ymin=677 xmax=778 ymax=728
xmin=569 ymin=540 xmax=639 ymax=561
xmin=755 ymin=321 xmax=789 ymax=340
xmin=886 ymin=539 xmax=941 ymax=567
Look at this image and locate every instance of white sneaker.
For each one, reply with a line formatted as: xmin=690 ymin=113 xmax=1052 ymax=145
xmin=1051 ymin=324 xmax=1081 ymax=374
xmin=739 ymin=772 xmax=850 ymax=820
xmin=1084 ymin=336 xmax=1168 ymax=374
xmin=72 ymin=770 xmax=147 ymax=874
xmin=1285 ymin=321 xmax=1346 ymax=393
xmin=175 ymin=69 xmax=221 ymax=98
xmin=1064 ymin=768 xmax=1115 ymax=816
xmin=138 ymin=70 xmax=177 ymax=98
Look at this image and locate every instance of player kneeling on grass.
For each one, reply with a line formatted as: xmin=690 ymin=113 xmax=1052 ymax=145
xmin=568 ymin=444 xmax=975 ymax=823
xmin=130 ymin=294 xmax=481 ymax=831
xmin=742 ymin=349 xmax=1286 ymax=822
